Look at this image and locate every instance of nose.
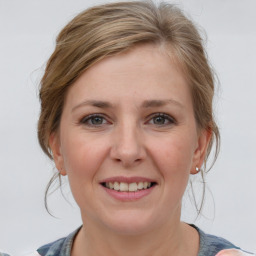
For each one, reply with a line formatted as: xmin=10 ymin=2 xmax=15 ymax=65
xmin=110 ymin=122 xmax=146 ymax=167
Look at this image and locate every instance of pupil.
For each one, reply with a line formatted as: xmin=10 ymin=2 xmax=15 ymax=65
xmin=154 ymin=116 xmax=165 ymax=124
xmin=92 ymin=117 xmax=103 ymax=124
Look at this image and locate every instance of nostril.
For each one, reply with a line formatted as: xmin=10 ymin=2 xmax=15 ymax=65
xmin=110 ymin=136 xmax=146 ymax=166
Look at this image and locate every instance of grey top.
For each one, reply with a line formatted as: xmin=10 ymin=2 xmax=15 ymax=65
xmin=37 ymin=225 xmax=253 ymax=256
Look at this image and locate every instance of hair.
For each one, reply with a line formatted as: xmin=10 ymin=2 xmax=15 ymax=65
xmin=38 ymin=0 xmax=220 ymax=213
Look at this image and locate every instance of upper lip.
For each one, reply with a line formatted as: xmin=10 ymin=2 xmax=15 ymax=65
xmin=100 ymin=176 xmax=157 ymax=184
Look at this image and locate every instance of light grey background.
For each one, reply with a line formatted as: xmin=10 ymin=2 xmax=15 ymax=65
xmin=0 ymin=0 xmax=255 ymax=255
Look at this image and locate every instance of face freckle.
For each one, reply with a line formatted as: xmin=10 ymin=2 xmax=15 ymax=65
xmin=50 ymin=44 xmax=209 ymax=235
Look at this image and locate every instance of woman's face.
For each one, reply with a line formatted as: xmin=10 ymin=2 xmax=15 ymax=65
xmin=51 ymin=44 xmax=209 ymax=235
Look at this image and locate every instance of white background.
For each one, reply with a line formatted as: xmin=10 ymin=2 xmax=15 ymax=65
xmin=0 ymin=0 xmax=255 ymax=255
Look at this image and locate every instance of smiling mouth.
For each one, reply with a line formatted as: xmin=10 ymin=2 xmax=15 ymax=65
xmin=101 ymin=181 xmax=157 ymax=192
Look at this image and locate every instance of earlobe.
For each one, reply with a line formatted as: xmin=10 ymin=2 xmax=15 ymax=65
xmin=49 ymin=133 xmax=67 ymax=176
xmin=190 ymin=129 xmax=212 ymax=175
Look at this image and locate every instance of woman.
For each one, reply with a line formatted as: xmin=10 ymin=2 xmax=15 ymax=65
xmin=36 ymin=1 xmax=253 ymax=255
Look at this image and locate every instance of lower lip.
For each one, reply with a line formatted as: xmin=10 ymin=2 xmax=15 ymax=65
xmin=102 ymin=185 xmax=155 ymax=201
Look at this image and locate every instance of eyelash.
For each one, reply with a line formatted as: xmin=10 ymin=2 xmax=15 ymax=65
xmin=80 ymin=114 xmax=109 ymax=127
xmin=79 ymin=113 xmax=176 ymax=127
xmin=147 ymin=113 xmax=176 ymax=126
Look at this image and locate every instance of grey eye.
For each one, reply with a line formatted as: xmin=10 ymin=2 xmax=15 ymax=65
xmin=153 ymin=116 xmax=167 ymax=125
xmin=90 ymin=116 xmax=104 ymax=125
xmin=148 ymin=113 xmax=175 ymax=126
xmin=81 ymin=114 xmax=108 ymax=126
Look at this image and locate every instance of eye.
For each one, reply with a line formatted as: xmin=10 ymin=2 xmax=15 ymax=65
xmin=148 ymin=113 xmax=176 ymax=126
xmin=80 ymin=114 xmax=108 ymax=126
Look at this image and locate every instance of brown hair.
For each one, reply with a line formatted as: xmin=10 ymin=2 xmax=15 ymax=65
xmin=38 ymin=0 xmax=220 ymax=213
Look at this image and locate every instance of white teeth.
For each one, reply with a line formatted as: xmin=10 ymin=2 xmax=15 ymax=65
xmin=119 ymin=182 xmax=129 ymax=192
xmin=109 ymin=182 xmax=114 ymax=189
xmin=129 ymin=182 xmax=137 ymax=192
xmin=137 ymin=182 xmax=144 ymax=190
xmin=104 ymin=181 xmax=154 ymax=192
xmin=114 ymin=182 xmax=120 ymax=191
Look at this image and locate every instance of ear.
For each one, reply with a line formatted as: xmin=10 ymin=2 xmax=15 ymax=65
xmin=190 ymin=129 xmax=212 ymax=175
xmin=49 ymin=133 xmax=67 ymax=176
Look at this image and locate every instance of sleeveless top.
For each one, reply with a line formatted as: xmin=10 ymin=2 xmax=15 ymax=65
xmin=37 ymin=225 xmax=254 ymax=256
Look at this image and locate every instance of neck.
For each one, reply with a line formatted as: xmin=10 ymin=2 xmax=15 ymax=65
xmin=72 ymin=216 xmax=199 ymax=256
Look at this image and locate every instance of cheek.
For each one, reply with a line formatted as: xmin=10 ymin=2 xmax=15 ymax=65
xmin=60 ymin=135 xmax=108 ymax=208
xmin=150 ymin=133 xmax=196 ymax=195
xmin=61 ymin=133 xmax=108 ymax=182
xmin=152 ymin=135 xmax=195 ymax=174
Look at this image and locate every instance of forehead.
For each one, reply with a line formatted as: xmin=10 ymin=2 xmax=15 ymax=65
xmin=64 ymin=44 xmax=192 ymax=109
xmin=87 ymin=43 xmax=185 ymax=82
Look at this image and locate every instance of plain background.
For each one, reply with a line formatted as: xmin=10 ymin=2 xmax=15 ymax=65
xmin=0 ymin=0 xmax=255 ymax=255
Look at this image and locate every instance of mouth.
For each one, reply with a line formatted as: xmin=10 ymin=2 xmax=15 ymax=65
xmin=101 ymin=181 xmax=157 ymax=192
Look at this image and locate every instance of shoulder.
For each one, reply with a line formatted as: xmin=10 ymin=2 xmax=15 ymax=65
xmin=192 ymin=225 xmax=254 ymax=256
xmin=37 ymin=237 xmax=66 ymax=256
xmin=37 ymin=227 xmax=80 ymax=256
xmin=192 ymin=225 xmax=240 ymax=256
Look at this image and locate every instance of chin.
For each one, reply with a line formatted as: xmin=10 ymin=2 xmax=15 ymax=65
xmin=100 ymin=209 xmax=159 ymax=235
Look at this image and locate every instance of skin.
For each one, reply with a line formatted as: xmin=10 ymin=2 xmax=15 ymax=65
xmin=216 ymin=249 xmax=254 ymax=256
xmin=49 ymin=43 xmax=232 ymax=256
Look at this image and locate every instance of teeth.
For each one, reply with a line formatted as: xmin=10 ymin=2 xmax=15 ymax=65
xmin=138 ymin=182 xmax=144 ymax=190
xmin=109 ymin=182 xmax=114 ymax=189
xmin=114 ymin=182 xmax=120 ymax=191
xmin=129 ymin=182 xmax=137 ymax=192
xmin=120 ymin=182 xmax=128 ymax=192
xmin=104 ymin=181 xmax=153 ymax=192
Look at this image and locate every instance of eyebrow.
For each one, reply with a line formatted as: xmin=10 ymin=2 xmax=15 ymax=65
xmin=72 ymin=100 xmax=113 ymax=112
xmin=72 ymin=99 xmax=184 ymax=112
xmin=141 ymin=99 xmax=184 ymax=108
